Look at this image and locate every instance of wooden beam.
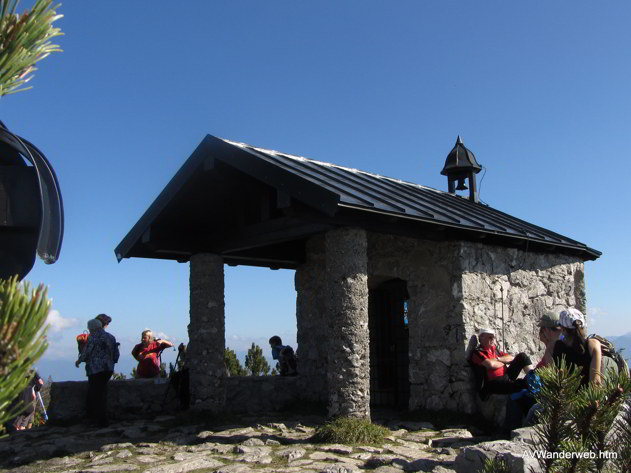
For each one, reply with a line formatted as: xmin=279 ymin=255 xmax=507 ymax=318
xmin=138 ymin=217 xmax=332 ymax=258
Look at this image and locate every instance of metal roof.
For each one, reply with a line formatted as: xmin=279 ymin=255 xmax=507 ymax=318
xmin=226 ymin=140 xmax=600 ymax=258
xmin=115 ymin=135 xmax=601 ymax=265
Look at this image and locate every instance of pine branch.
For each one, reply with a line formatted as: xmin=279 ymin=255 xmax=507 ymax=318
xmin=531 ymin=357 xmax=631 ymax=473
xmin=0 ymin=0 xmax=63 ymax=96
xmin=533 ymin=358 xmax=583 ymax=472
xmin=607 ymin=370 xmax=631 ymax=473
xmin=0 ymin=276 xmax=50 ymax=433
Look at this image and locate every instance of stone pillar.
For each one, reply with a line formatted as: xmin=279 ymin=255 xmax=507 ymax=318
xmin=325 ymin=227 xmax=370 ymax=419
xmin=188 ymin=253 xmax=225 ymax=412
xmin=295 ymin=235 xmax=328 ymax=402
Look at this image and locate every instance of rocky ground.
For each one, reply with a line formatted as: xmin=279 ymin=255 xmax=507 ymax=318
xmin=0 ymin=413 xmax=507 ymax=473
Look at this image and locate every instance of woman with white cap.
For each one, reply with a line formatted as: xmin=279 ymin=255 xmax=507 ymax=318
xmin=552 ymin=308 xmax=602 ymax=386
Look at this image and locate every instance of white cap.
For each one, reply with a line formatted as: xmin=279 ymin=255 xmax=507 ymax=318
xmin=478 ymin=327 xmax=495 ymax=336
xmin=559 ymin=308 xmax=585 ymax=329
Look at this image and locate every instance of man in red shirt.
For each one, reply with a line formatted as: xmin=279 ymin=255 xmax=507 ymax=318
xmin=132 ymin=329 xmax=173 ymax=378
xmin=471 ymin=328 xmax=533 ymax=396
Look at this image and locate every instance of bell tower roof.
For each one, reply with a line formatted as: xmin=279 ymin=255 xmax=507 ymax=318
xmin=440 ymin=136 xmax=482 ymax=177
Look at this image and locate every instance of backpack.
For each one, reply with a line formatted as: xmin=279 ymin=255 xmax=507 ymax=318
xmin=587 ymin=334 xmax=630 ymax=377
xmin=76 ymin=331 xmax=89 ymax=354
xmin=278 ymin=345 xmax=298 ymax=376
xmin=526 ymin=370 xmax=542 ymax=396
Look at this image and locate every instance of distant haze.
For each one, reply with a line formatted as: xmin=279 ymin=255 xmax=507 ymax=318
xmin=608 ymin=332 xmax=631 ymax=363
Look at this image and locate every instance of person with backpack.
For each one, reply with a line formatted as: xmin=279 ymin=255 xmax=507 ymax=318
xmin=76 ymin=314 xmax=113 ymax=355
xmin=3 ymin=370 xmax=44 ymax=432
xmin=75 ymin=318 xmax=120 ymax=427
xmin=13 ymin=371 xmax=44 ymax=430
xmin=131 ymin=329 xmax=173 ymax=378
xmin=552 ymin=308 xmax=602 ymax=386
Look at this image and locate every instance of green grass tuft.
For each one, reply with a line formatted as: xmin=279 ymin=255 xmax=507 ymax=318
xmin=478 ymin=456 xmax=511 ymax=473
xmin=313 ymin=416 xmax=389 ymax=445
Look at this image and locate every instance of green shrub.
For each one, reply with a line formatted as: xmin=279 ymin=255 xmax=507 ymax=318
xmin=313 ymin=417 xmax=389 ymax=445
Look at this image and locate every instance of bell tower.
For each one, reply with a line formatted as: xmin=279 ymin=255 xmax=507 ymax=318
xmin=440 ymin=136 xmax=482 ymax=203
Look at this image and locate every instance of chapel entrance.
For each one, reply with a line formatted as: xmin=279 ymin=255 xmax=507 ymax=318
xmin=368 ymin=278 xmax=409 ymax=409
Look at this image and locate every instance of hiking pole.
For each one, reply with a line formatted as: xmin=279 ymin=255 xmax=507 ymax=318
xmin=500 ymin=285 xmax=506 ymax=352
xmin=161 ymin=349 xmax=182 ymax=407
xmin=36 ymin=391 xmax=48 ymax=421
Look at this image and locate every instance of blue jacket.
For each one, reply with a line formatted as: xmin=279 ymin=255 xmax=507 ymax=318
xmin=78 ymin=329 xmax=119 ymax=375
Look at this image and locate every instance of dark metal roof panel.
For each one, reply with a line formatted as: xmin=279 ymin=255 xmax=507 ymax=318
xmin=226 ymin=139 xmax=600 ymax=259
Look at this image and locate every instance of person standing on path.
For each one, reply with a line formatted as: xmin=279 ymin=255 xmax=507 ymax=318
xmin=76 ymin=317 xmax=120 ymax=427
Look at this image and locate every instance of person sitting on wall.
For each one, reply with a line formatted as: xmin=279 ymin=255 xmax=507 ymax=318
xmin=522 ymin=311 xmax=562 ymax=426
xmin=471 ymin=328 xmax=536 ymax=434
xmin=552 ymin=308 xmax=602 ymax=386
xmin=470 ymin=328 xmax=533 ymax=396
xmin=269 ymin=336 xmax=297 ymax=376
xmin=536 ymin=311 xmax=562 ymax=369
xmin=131 ymin=329 xmax=173 ymax=378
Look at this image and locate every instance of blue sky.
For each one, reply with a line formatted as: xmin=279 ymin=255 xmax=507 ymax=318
xmin=3 ymin=1 xmax=630 ymax=381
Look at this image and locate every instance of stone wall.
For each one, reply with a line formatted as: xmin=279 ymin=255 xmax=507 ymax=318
xmin=48 ymin=376 xmax=305 ymax=423
xmin=296 ymin=231 xmax=586 ymax=421
xmin=454 ymin=242 xmax=585 ymax=414
xmin=367 ymin=233 xmax=463 ymax=413
xmin=294 ymin=235 xmax=328 ymax=403
xmin=369 ymin=235 xmax=584 ymax=415
xmin=48 ymin=379 xmax=177 ymax=423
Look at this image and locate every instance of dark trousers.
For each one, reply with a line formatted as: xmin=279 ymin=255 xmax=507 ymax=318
xmin=170 ymin=369 xmax=190 ymax=410
xmin=483 ymin=353 xmax=532 ymax=396
xmin=505 ymin=395 xmax=536 ymax=433
xmin=87 ymin=370 xmax=112 ymax=424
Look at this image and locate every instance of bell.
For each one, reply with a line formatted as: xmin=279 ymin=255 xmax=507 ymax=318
xmin=456 ymin=178 xmax=468 ymax=191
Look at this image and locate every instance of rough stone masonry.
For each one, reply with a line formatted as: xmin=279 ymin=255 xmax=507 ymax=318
xmin=188 ymin=253 xmax=226 ymax=412
xmin=295 ymin=231 xmax=585 ymax=420
xmin=325 ymin=227 xmax=371 ymax=420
